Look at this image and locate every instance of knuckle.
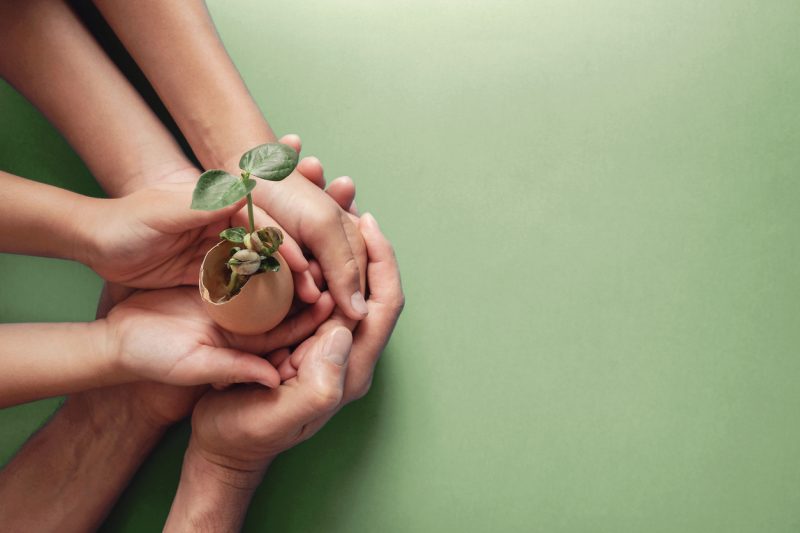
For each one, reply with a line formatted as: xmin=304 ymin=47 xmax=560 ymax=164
xmin=309 ymin=383 xmax=343 ymax=412
xmin=306 ymin=204 xmax=340 ymax=229
xmin=351 ymin=378 xmax=373 ymax=402
xmin=393 ymin=293 xmax=406 ymax=314
xmin=343 ymin=256 xmax=361 ymax=282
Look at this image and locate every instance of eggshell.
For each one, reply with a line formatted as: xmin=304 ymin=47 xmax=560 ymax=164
xmin=199 ymin=240 xmax=294 ymax=335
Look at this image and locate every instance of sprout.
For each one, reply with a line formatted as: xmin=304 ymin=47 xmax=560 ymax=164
xmin=191 ymin=143 xmax=298 ymax=296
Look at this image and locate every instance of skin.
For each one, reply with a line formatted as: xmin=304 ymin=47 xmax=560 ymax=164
xmin=0 ymin=0 xmax=369 ymax=319
xmin=0 ymin=286 xmax=337 ymax=408
xmin=0 ymin=166 xmax=401 ymax=531
xmin=0 ymin=172 xmax=246 ymax=288
xmin=0 ymin=0 xmax=404 ymax=528
xmin=0 ymin=0 xmax=319 ymax=303
xmin=164 ymin=213 xmax=404 ymax=532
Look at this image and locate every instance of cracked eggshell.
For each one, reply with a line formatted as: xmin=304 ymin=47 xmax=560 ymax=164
xmin=199 ymin=240 xmax=293 ymax=335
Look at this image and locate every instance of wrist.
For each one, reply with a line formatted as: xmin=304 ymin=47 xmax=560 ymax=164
xmin=106 ymin=163 xmax=200 ymax=197
xmin=63 ymin=384 xmax=168 ymax=440
xmin=69 ymin=195 xmax=105 ymax=269
xmin=85 ymin=318 xmax=130 ymax=387
xmin=165 ymin=438 xmax=267 ymax=532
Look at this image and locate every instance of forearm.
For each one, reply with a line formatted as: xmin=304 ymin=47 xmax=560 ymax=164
xmin=0 ymin=171 xmax=97 ymax=261
xmin=92 ymin=0 xmax=277 ymax=172
xmin=164 ymin=439 xmax=268 ymax=533
xmin=0 ymin=321 xmax=122 ymax=407
xmin=0 ymin=387 xmax=167 ymax=531
xmin=0 ymin=0 xmax=194 ymax=196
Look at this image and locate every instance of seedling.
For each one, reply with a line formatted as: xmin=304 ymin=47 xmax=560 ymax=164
xmin=191 ymin=143 xmax=298 ymax=299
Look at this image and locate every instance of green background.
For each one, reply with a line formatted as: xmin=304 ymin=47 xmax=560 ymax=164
xmin=2 ymin=0 xmax=800 ymax=531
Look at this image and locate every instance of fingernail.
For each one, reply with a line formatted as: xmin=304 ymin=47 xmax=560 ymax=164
xmin=349 ymin=200 xmax=359 ymax=215
xmin=351 ymin=291 xmax=369 ymax=316
xmin=325 ymin=329 xmax=352 ymax=365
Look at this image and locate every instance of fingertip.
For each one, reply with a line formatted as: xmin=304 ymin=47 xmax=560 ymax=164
xmin=314 ymin=291 xmax=335 ymax=316
xmin=279 ymin=356 xmax=296 ymax=381
xmin=294 ymin=270 xmax=321 ymax=303
xmin=280 ymin=242 xmax=310 ymax=272
xmin=349 ymin=291 xmax=369 ymax=319
xmin=297 ymin=156 xmax=325 ymax=188
xmin=260 ymin=363 xmax=281 ymax=388
xmin=322 ymin=327 xmax=353 ymax=366
xmin=279 ymin=133 xmax=302 ymax=153
xmin=361 ymin=212 xmax=378 ymax=231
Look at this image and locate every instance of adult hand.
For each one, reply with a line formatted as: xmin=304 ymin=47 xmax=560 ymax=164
xmin=275 ymin=161 xmax=403 ymax=412
xmin=276 ymin=214 xmax=404 ymax=414
xmin=184 ymin=212 xmax=403 ymax=471
xmin=225 ymin=135 xmax=369 ymax=322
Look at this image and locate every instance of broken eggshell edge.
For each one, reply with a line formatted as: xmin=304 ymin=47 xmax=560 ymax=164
xmin=199 ymin=240 xmax=294 ymax=335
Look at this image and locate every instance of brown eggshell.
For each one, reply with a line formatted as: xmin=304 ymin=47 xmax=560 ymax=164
xmin=199 ymin=240 xmax=294 ymax=335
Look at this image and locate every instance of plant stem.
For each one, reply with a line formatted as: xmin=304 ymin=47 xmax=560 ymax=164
xmin=241 ymin=171 xmax=255 ymax=233
xmin=246 ymin=193 xmax=255 ymax=233
xmin=226 ymin=271 xmax=239 ymax=295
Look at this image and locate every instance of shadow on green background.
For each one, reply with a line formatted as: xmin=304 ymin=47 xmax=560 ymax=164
xmin=2 ymin=1 xmax=800 ymax=531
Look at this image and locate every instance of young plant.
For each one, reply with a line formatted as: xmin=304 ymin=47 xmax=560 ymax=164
xmin=191 ymin=143 xmax=298 ymax=298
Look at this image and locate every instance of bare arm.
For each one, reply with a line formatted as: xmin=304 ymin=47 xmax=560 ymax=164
xmin=91 ymin=0 xmax=276 ymax=171
xmin=91 ymin=0 xmax=370 ymax=320
xmin=0 ymin=0 xmax=195 ymax=196
xmin=0 ymin=171 xmax=96 ymax=262
xmin=0 ymin=387 xmax=168 ymax=532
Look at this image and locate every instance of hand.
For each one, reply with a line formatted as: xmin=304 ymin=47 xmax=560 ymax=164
xmin=103 ymin=285 xmax=336 ymax=388
xmin=80 ymin=171 xmax=246 ymax=289
xmin=226 ymin=135 xmax=369 ymax=321
xmin=276 ymin=161 xmax=403 ymax=411
xmin=275 ymin=214 xmax=404 ymax=411
xmin=185 ymin=212 xmax=403 ymax=473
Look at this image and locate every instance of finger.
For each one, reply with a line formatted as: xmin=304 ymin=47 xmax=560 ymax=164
xmin=288 ymin=306 xmax=356 ymax=369
xmin=341 ymin=214 xmax=404 ymax=402
xmin=278 ymin=355 xmax=297 ymax=381
xmin=359 ymin=213 xmax=403 ymax=307
xmin=226 ymin=292 xmax=335 ymax=355
xmin=308 ymin=259 xmax=325 ymax=290
xmin=349 ymin=200 xmax=359 ymax=216
xmin=174 ymin=346 xmax=281 ymax=388
xmin=293 ymin=269 xmax=321 ymax=303
xmin=278 ymin=133 xmax=302 ymax=154
xmin=296 ymin=156 xmax=325 ymax=188
xmin=288 ymin=327 xmax=351 ymax=421
xmin=266 ymin=348 xmax=291 ymax=369
xmin=244 ymin=328 xmax=351 ymax=431
xmin=96 ymin=283 xmax=136 ymax=319
xmin=325 ymin=176 xmax=355 ymax=211
xmin=303 ymin=210 xmax=367 ymax=320
xmin=156 ymin=184 xmax=248 ymax=232
xmin=234 ymin=204 xmax=309 ymax=273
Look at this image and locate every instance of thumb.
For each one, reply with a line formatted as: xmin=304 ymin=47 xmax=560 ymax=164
xmin=174 ymin=345 xmax=281 ymax=388
xmin=144 ymin=184 xmax=247 ymax=232
xmin=172 ymin=192 xmax=247 ymax=232
xmin=280 ymin=327 xmax=352 ymax=425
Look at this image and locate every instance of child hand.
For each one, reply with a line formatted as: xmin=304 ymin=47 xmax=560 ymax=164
xmin=102 ymin=286 xmax=335 ymax=388
xmin=80 ymin=180 xmax=245 ymax=289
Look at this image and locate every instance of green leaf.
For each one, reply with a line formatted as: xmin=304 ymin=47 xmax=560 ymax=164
xmin=239 ymin=143 xmax=298 ymax=181
xmin=256 ymin=227 xmax=284 ymax=254
xmin=220 ymin=227 xmax=247 ymax=243
xmin=191 ymin=170 xmax=256 ymax=210
xmin=259 ymin=255 xmax=281 ymax=272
